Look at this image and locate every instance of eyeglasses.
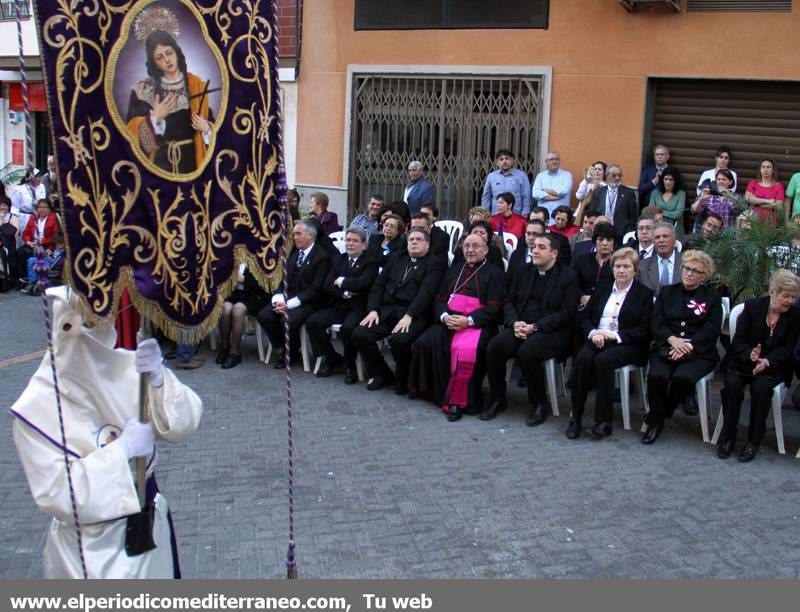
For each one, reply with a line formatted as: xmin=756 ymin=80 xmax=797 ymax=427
xmin=681 ymin=265 xmax=706 ymax=276
xmin=608 ymin=172 xmax=622 ymax=178
xmin=545 ymin=157 xmax=560 ymax=162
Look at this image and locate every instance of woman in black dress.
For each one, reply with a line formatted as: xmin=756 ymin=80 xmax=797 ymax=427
xmin=717 ymin=269 xmax=800 ymax=461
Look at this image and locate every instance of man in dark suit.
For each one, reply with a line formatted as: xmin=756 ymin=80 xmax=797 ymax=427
xmin=304 ymin=226 xmax=379 ymax=382
xmin=403 ymin=161 xmax=436 ymax=215
xmin=588 ymin=164 xmax=638 ymax=244
xmin=481 ymin=234 xmax=579 ymax=424
xmin=528 ymin=206 xmax=571 ymax=265
xmin=638 ymin=222 xmax=682 ymax=296
xmin=637 ymin=144 xmax=671 ymax=204
xmin=257 ymin=220 xmax=332 ymax=368
xmin=351 ymin=228 xmax=446 ymax=392
xmin=624 ymin=215 xmax=656 ymax=260
xmin=507 ymin=219 xmax=541 ymax=285
xmin=408 ymin=212 xmax=449 ymax=260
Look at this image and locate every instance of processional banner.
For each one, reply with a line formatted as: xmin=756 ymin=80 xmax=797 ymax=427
xmin=33 ymin=0 xmax=287 ymax=340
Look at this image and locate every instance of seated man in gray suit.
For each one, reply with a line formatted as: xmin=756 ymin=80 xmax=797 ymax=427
xmin=638 ymin=222 xmax=682 ymax=296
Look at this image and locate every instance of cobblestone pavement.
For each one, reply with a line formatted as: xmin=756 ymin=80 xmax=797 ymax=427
xmin=2 ymin=289 xmax=800 ymax=579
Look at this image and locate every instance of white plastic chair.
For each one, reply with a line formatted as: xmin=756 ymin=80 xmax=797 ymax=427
xmin=622 ymin=230 xmax=636 ymax=245
xmin=505 ymin=357 xmax=567 ymax=416
xmin=710 ymin=303 xmax=787 ymax=454
xmin=502 ymin=234 xmax=518 ymax=259
xmin=310 ymin=323 xmax=365 ymax=382
xmin=434 ymin=220 xmax=464 ymax=254
xmin=329 ymin=230 xmax=347 ymax=254
xmin=615 ymin=364 xmax=649 ymax=430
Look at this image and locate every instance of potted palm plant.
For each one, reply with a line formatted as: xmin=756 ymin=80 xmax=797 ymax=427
xmin=703 ymin=215 xmax=796 ymax=304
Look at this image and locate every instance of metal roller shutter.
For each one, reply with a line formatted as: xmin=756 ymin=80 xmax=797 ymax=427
xmin=647 ymin=78 xmax=800 ymax=193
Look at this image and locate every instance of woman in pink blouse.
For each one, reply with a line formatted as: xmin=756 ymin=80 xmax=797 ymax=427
xmin=745 ymin=159 xmax=785 ymax=224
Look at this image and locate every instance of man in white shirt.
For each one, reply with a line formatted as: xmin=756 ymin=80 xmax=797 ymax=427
xmin=531 ymin=150 xmax=573 ymax=220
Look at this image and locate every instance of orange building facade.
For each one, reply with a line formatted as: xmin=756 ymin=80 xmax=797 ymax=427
xmin=291 ymin=0 xmax=800 ymax=220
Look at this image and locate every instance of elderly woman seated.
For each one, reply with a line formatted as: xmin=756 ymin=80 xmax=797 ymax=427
xmin=717 ymin=269 xmax=800 ymax=462
xmin=567 ymin=248 xmax=654 ymax=439
xmin=641 ymin=250 xmax=723 ymax=445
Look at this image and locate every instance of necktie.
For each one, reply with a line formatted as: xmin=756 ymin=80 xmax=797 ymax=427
xmin=640 ymin=249 xmax=646 ymax=259
xmin=297 ymin=250 xmax=306 ymax=267
xmin=349 ymin=258 xmax=356 ymax=272
xmin=660 ymin=258 xmax=670 ymax=286
xmin=607 ymin=188 xmax=617 ymax=218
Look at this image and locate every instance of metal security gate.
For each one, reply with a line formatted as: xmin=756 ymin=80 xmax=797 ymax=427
xmin=348 ymin=74 xmax=544 ymax=221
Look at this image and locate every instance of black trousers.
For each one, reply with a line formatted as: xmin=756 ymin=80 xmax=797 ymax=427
xmin=351 ymin=313 xmax=429 ymax=384
xmin=486 ymin=328 xmax=571 ymax=407
xmin=645 ymin=351 xmax=716 ymax=426
xmin=256 ymin=303 xmax=319 ymax=361
xmin=304 ymin=306 xmax=364 ymax=368
xmin=720 ymin=370 xmax=780 ymax=446
xmin=571 ymin=342 xmax=646 ymax=425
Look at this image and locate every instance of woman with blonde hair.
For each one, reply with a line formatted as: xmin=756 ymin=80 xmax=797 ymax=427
xmin=717 ymin=269 xmax=800 ymax=461
xmin=642 ymin=249 xmax=722 ymax=445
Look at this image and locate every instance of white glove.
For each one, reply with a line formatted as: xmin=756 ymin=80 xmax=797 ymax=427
xmin=135 ymin=338 xmax=164 ymax=387
xmin=118 ymin=418 xmax=155 ymax=460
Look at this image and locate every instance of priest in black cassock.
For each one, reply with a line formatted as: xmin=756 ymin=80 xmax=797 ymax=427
xmin=408 ymin=233 xmax=506 ymax=422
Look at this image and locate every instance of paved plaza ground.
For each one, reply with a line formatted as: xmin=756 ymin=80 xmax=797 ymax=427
xmin=2 ymin=289 xmax=800 ymax=579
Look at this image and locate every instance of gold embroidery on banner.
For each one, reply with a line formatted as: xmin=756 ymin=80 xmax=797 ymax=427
xmin=42 ymin=0 xmax=285 ymax=342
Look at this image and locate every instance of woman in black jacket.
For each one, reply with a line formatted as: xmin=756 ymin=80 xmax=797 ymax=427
xmin=567 ymin=247 xmax=653 ymax=439
xmin=572 ymin=221 xmax=615 ymax=310
xmin=717 ymin=269 xmax=800 ymax=462
xmin=642 ymin=249 xmax=723 ymax=445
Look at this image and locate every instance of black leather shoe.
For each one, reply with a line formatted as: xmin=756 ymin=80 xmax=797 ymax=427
xmin=565 ymin=419 xmax=581 ymax=439
xmin=738 ymin=442 xmax=759 ymax=463
xmin=367 ymin=372 xmax=393 ymax=390
xmin=683 ymin=394 xmax=699 ymax=417
xmin=394 ymin=382 xmax=408 ymax=395
xmin=446 ymin=405 xmax=462 ymax=422
xmin=479 ymin=398 xmax=506 ymax=421
xmin=344 ymin=367 xmax=357 ymax=385
xmin=273 ymin=352 xmax=286 ymax=369
xmin=316 ymin=354 xmax=343 ymax=377
xmin=591 ymin=422 xmax=613 ymax=439
xmin=526 ymin=404 xmax=547 ymax=427
xmin=221 ymin=354 xmax=242 ymax=369
xmin=716 ymin=439 xmax=735 ymax=459
xmin=216 ymin=349 xmax=229 ymax=365
xmin=641 ymin=423 xmax=663 ymax=445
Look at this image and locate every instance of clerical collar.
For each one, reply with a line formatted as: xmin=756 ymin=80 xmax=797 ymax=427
xmin=410 ymin=257 xmax=418 ymax=263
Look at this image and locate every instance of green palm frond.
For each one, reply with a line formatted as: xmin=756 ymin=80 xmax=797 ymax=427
xmin=704 ymin=218 xmax=792 ymax=304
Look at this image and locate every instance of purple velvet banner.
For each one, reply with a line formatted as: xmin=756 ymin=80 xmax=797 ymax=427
xmin=33 ymin=0 xmax=287 ymax=340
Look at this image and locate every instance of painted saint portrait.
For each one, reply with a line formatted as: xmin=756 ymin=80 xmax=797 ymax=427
xmin=108 ymin=1 xmax=226 ymax=179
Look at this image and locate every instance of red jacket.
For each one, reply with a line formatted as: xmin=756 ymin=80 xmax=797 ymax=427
xmin=490 ymin=212 xmax=527 ymax=239
xmin=22 ymin=212 xmax=59 ymax=249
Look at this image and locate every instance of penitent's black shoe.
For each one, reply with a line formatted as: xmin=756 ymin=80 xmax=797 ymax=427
xmin=343 ymin=367 xmax=358 ymax=385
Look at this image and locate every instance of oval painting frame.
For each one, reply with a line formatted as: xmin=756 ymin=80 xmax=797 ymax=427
xmin=105 ymin=0 xmax=228 ymax=182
